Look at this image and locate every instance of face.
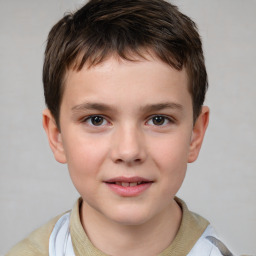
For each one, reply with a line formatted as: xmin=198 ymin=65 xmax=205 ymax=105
xmin=43 ymin=55 xmax=209 ymax=226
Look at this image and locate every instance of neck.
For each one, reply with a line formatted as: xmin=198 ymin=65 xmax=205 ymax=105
xmin=80 ymin=199 xmax=182 ymax=256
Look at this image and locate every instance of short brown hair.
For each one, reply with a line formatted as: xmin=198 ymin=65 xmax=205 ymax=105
xmin=43 ymin=0 xmax=208 ymax=128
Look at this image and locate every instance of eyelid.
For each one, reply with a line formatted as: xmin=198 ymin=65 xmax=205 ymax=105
xmin=146 ymin=114 xmax=175 ymax=126
xmin=82 ymin=115 xmax=110 ymax=126
xmin=80 ymin=114 xmax=175 ymax=127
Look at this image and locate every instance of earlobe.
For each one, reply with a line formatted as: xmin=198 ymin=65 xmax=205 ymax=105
xmin=42 ymin=109 xmax=67 ymax=164
xmin=188 ymin=106 xmax=209 ymax=163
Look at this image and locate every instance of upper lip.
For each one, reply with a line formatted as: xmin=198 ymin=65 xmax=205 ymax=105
xmin=104 ymin=176 xmax=153 ymax=183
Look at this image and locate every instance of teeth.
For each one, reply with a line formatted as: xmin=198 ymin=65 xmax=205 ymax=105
xmin=114 ymin=182 xmax=142 ymax=187
xmin=121 ymin=182 xmax=129 ymax=187
xmin=113 ymin=181 xmax=147 ymax=186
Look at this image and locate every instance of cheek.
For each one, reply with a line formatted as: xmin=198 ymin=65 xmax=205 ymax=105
xmin=150 ymin=133 xmax=191 ymax=168
xmin=62 ymin=135 xmax=109 ymax=182
xmin=149 ymin=135 xmax=190 ymax=192
xmin=65 ymin=142 xmax=108 ymax=200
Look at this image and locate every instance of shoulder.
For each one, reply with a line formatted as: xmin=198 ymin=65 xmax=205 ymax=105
xmin=188 ymin=225 xmax=234 ymax=256
xmin=6 ymin=213 xmax=67 ymax=256
xmin=174 ymin=198 xmax=234 ymax=256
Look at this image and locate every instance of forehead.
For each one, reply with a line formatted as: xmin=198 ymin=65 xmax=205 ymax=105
xmin=67 ymin=50 xmax=186 ymax=82
xmin=61 ymin=55 xmax=191 ymax=113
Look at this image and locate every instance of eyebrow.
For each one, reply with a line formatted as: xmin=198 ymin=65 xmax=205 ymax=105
xmin=72 ymin=102 xmax=112 ymax=112
xmin=71 ymin=102 xmax=183 ymax=113
xmin=140 ymin=102 xmax=183 ymax=113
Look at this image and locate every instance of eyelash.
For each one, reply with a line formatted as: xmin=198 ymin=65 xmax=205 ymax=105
xmin=146 ymin=115 xmax=174 ymax=126
xmin=82 ymin=115 xmax=174 ymax=127
xmin=82 ymin=115 xmax=109 ymax=126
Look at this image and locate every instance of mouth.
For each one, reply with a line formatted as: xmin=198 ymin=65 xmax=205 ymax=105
xmin=104 ymin=177 xmax=153 ymax=197
xmin=106 ymin=181 xmax=151 ymax=187
xmin=104 ymin=176 xmax=153 ymax=186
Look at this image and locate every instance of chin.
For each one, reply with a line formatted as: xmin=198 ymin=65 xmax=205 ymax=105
xmin=107 ymin=206 xmax=154 ymax=226
xmin=112 ymin=215 xmax=150 ymax=226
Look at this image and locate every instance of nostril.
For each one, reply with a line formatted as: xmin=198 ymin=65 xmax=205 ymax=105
xmin=115 ymin=158 xmax=124 ymax=164
xmin=114 ymin=158 xmax=142 ymax=164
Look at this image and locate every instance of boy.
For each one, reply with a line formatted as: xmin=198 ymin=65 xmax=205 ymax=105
xmin=7 ymin=0 xmax=234 ymax=255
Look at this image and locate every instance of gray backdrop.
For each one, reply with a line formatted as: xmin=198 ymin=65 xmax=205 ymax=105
xmin=0 ymin=0 xmax=255 ymax=255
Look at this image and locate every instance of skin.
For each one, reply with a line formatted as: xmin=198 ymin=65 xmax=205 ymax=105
xmin=43 ymin=55 xmax=209 ymax=256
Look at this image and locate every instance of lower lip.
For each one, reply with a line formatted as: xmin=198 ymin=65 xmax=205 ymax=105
xmin=105 ymin=183 xmax=153 ymax=197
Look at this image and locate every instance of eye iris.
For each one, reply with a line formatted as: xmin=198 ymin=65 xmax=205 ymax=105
xmin=92 ymin=116 xmax=103 ymax=126
xmin=153 ymin=116 xmax=165 ymax=125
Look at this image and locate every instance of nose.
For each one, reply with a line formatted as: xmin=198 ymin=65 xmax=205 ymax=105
xmin=110 ymin=125 xmax=147 ymax=165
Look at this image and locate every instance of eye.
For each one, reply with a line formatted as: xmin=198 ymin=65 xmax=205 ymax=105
xmin=84 ymin=115 xmax=107 ymax=126
xmin=147 ymin=115 xmax=172 ymax=126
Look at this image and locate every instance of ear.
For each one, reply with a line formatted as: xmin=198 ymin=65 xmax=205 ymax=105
xmin=42 ymin=109 xmax=67 ymax=164
xmin=188 ymin=106 xmax=209 ymax=163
